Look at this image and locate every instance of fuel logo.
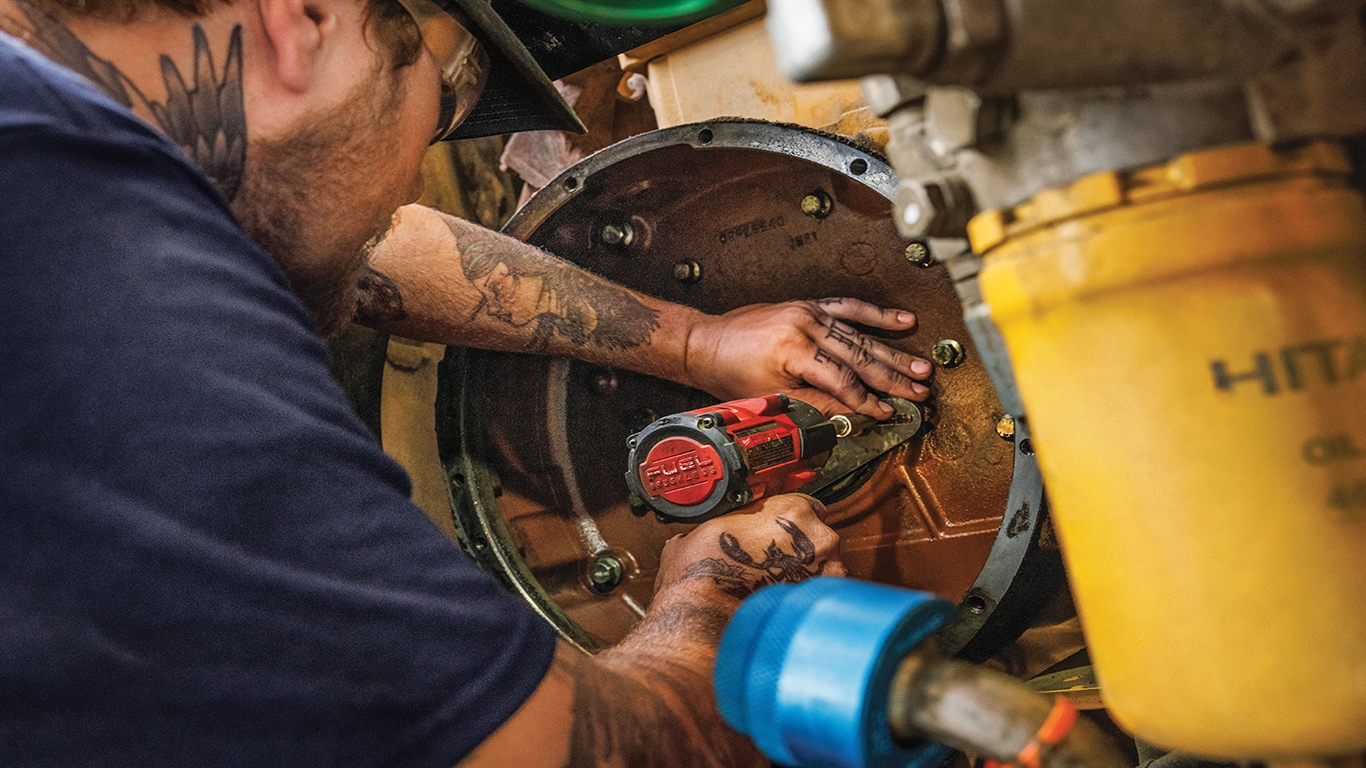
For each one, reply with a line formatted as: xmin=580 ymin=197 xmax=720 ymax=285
xmin=644 ymin=453 xmax=717 ymax=485
xmin=640 ymin=437 xmax=725 ymax=506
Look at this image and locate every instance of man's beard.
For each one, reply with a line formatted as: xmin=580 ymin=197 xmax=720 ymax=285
xmin=231 ymin=70 xmax=404 ymax=339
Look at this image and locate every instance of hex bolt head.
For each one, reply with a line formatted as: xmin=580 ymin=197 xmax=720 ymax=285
xmin=800 ymin=191 xmax=834 ymax=219
xmin=895 ymin=181 xmax=939 ymax=238
xmin=672 ymin=259 xmax=703 ymax=284
xmin=904 ymin=242 xmax=934 ymax=268
xmin=931 ymin=338 xmax=967 ymax=368
xmin=894 ymin=176 xmax=975 ymax=240
xmin=589 ymin=554 xmax=624 ymax=593
xmin=600 ymin=222 xmax=634 ymax=247
xmin=996 ymin=416 xmax=1016 ymax=441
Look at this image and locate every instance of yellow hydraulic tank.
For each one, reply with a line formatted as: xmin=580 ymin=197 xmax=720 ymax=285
xmin=971 ymin=142 xmax=1366 ymax=759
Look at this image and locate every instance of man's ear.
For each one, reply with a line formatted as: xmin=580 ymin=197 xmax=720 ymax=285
xmin=255 ymin=0 xmax=336 ymax=93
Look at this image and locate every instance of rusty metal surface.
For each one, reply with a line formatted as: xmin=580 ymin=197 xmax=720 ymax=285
xmin=442 ymin=121 xmax=1020 ymax=648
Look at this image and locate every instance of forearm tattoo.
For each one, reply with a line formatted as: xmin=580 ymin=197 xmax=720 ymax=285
xmin=2 ymin=0 xmax=246 ymax=201
xmin=680 ymin=517 xmax=829 ymax=600
xmin=558 ymin=650 xmax=760 ymax=768
xmin=443 ymin=216 xmax=660 ymax=351
xmin=355 ymin=268 xmax=407 ymax=323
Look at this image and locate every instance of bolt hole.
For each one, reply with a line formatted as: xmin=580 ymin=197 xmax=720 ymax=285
xmin=698 ymin=128 xmax=714 ymax=145
xmin=849 ymin=158 xmax=868 ymax=175
xmin=965 ymin=595 xmax=988 ymax=614
xmin=449 ymin=472 xmax=466 ymax=487
xmin=564 ymin=177 xmax=579 ymax=192
xmin=1019 ymin=438 xmax=1034 ymax=455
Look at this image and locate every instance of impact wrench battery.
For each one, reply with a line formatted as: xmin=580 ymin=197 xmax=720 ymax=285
xmin=624 ymin=394 xmax=883 ymax=523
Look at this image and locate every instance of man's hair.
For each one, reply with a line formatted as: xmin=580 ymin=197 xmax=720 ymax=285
xmin=37 ymin=0 xmax=423 ymax=68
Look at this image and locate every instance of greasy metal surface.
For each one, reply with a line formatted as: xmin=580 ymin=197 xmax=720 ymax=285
xmin=441 ymin=120 xmax=1023 ymax=649
xmin=806 ymin=397 xmax=924 ymax=495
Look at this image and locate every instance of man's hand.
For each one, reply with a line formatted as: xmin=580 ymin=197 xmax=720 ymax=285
xmin=364 ymin=208 xmax=931 ymax=417
xmin=462 ymin=495 xmax=842 ymax=768
xmin=656 ymin=494 xmax=845 ymax=607
xmin=683 ymin=298 xmax=933 ymax=418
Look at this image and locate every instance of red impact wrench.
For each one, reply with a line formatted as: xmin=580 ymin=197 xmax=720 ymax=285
xmin=624 ymin=394 xmax=915 ymax=523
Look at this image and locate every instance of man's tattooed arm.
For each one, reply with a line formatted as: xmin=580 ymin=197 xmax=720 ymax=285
xmin=443 ymin=213 xmax=660 ymax=351
xmin=460 ymin=496 xmax=839 ymax=768
xmin=554 ymin=640 xmax=764 ymax=768
xmin=360 ymin=206 xmax=684 ymax=368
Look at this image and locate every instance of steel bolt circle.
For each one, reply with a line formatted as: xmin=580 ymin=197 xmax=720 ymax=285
xmin=800 ymin=191 xmax=834 ymax=219
xmin=589 ymin=554 xmax=624 ymax=592
xmin=673 ymin=259 xmax=703 ymax=283
xmin=931 ymin=338 xmax=967 ymax=368
xmin=904 ymin=242 xmax=934 ymax=267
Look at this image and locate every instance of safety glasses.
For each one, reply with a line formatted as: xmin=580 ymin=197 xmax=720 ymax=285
xmin=394 ymin=0 xmax=491 ymax=143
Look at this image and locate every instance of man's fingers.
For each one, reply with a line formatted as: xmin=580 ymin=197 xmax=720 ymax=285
xmin=858 ymin=336 xmax=933 ymax=380
xmin=814 ymin=297 xmax=916 ymax=331
xmin=795 ymin=353 xmax=890 ymax=417
xmin=785 ymin=387 xmax=848 ymax=420
xmin=812 ymin=334 xmax=930 ymax=404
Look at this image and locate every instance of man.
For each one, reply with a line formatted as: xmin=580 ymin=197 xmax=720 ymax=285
xmin=0 ymin=0 xmax=932 ymax=762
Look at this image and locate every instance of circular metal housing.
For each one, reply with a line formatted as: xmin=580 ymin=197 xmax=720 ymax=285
xmin=436 ymin=120 xmax=1059 ymax=654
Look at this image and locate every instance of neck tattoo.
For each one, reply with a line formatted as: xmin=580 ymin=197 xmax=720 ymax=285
xmin=1 ymin=0 xmax=246 ymax=201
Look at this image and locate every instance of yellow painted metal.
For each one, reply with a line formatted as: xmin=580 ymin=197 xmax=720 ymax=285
xmin=973 ymin=142 xmax=1366 ymax=759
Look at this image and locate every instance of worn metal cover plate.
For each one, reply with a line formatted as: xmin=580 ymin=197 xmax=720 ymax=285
xmin=436 ymin=120 xmax=1055 ymax=653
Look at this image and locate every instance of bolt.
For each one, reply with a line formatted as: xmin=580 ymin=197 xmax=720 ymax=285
xmin=926 ymin=87 xmax=982 ymax=155
xmin=996 ymin=416 xmax=1015 ymax=441
xmin=931 ymin=339 xmax=967 ymax=368
xmin=926 ymin=87 xmax=1012 ymax=155
xmin=800 ymin=191 xmax=833 ymax=219
xmin=600 ymin=222 xmax=634 ymax=247
xmin=727 ymin=489 xmax=752 ymax=505
xmin=592 ymin=370 xmax=619 ymax=396
xmin=904 ymin=242 xmax=933 ymax=268
xmin=672 ymin=260 xmax=702 ymax=284
xmin=901 ymin=202 xmax=924 ymax=227
xmin=696 ymin=415 xmax=717 ymax=430
xmin=894 ymin=176 xmax=975 ymax=240
xmin=589 ymin=554 xmax=624 ymax=593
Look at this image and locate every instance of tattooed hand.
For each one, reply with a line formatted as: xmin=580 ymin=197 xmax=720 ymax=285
xmin=656 ymin=494 xmax=845 ymax=603
xmin=461 ymin=495 xmax=841 ymax=768
xmin=683 ymin=298 xmax=932 ymax=418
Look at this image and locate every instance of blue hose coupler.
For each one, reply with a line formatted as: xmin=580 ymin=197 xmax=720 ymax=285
xmin=714 ymin=577 xmax=954 ymax=768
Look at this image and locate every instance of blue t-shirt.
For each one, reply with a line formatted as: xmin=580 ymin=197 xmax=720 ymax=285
xmin=0 ymin=33 xmax=555 ymax=766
